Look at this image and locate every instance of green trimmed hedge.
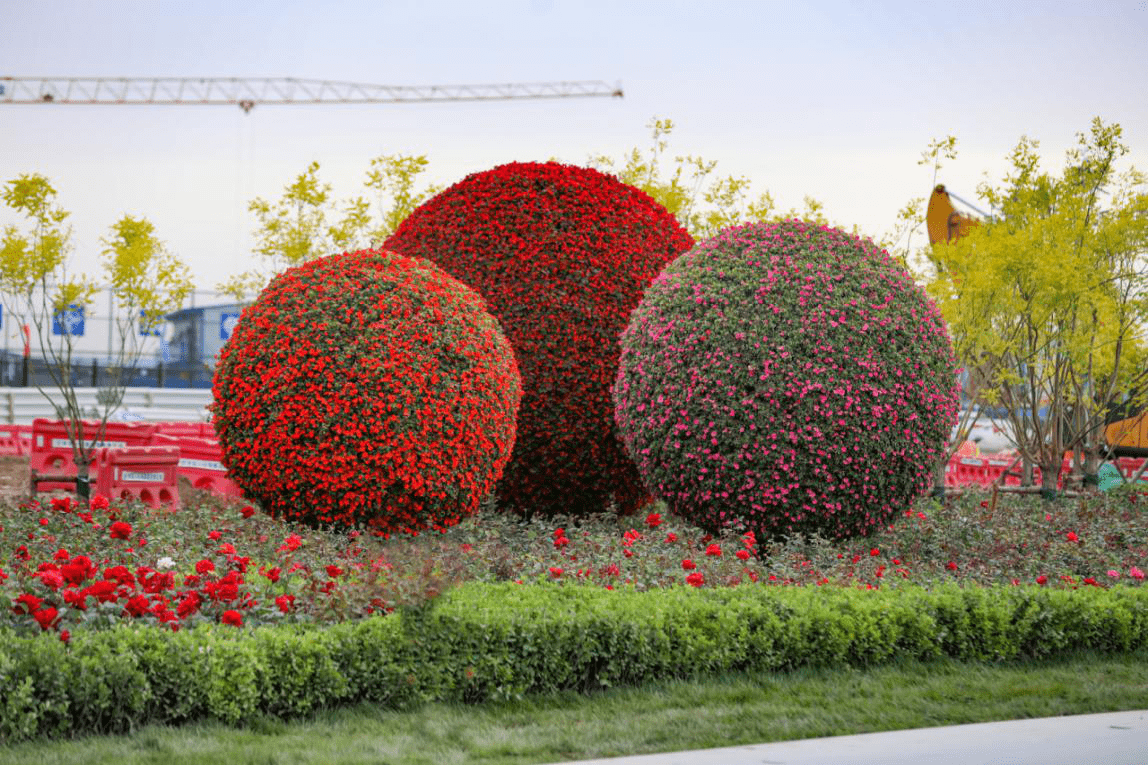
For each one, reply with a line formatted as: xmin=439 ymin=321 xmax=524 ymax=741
xmin=3 ymin=583 xmax=1148 ymax=742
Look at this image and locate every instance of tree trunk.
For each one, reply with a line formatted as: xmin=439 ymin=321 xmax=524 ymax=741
xmin=932 ymin=458 xmax=948 ymax=498
xmin=1039 ymin=459 xmax=1060 ymax=501
xmin=75 ymin=461 xmax=91 ymax=500
xmin=1082 ymin=448 xmax=1102 ymax=492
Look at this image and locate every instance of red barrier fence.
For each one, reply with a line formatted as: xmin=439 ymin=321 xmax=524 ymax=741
xmin=95 ymin=446 xmax=181 ymax=509
xmin=0 ymin=424 xmax=30 ymax=456
xmin=944 ymin=453 xmax=1147 ymax=488
xmin=29 ymin=419 xmax=159 ymax=493
xmin=173 ymin=436 xmax=244 ymax=499
xmin=25 ymin=419 xmax=242 ymax=502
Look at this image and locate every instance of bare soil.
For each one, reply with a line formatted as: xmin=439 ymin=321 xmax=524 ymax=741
xmin=0 ymin=455 xmax=29 ymax=504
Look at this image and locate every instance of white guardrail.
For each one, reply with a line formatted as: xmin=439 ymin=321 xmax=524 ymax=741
xmin=0 ymin=387 xmax=213 ymax=424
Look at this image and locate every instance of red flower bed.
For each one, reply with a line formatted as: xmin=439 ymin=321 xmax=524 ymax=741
xmin=212 ymin=249 xmax=522 ymax=535
xmin=385 ymin=161 xmax=694 ymax=518
xmin=613 ymin=220 xmax=960 ymax=540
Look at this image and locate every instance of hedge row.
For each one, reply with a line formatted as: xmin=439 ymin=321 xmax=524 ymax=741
xmin=4 ymin=583 xmax=1148 ymax=743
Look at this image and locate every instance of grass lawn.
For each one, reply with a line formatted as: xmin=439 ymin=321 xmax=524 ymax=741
xmin=4 ymin=651 xmax=1148 ymax=765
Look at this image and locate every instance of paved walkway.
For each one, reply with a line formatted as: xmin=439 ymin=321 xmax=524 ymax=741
xmin=543 ymin=709 xmax=1148 ymax=765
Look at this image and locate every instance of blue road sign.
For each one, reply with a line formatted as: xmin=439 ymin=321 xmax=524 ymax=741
xmin=52 ymin=305 xmax=85 ymax=336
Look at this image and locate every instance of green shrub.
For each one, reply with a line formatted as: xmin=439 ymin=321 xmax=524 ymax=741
xmin=3 ymin=583 xmax=1148 ymax=744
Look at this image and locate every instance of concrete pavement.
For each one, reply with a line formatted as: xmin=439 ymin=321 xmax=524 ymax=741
xmin=543 ymin=709 xmax=1148 ymax=765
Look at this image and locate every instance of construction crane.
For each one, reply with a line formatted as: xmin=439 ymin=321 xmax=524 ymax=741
xmin=0 ymin=76 xmax=624 ymax=113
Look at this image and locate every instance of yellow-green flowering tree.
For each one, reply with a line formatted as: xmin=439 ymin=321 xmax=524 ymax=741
xmin=589 ymin=117 xmax=828 ymax=240
xmin=219 ymin=155 xmax=439 ymax=301
xmin=928 ymin=118 xmax=1148 ymax=496
xmin=0 ymin=173 xmax=193 ymax=496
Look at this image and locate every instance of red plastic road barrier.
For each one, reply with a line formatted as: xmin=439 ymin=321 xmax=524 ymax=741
xmin=945 ymin=454 xmax=1054 ymax=488
xmin=95 ymin=446 xmax=180 ymax=509
xmin=29 ymin=419 xmax=158 ymax=476
xmin=171 ymin=436 xmax=245 ymax=499
xmin=153 ymin=422 xmax=206 ymax=438
xmin=1115 ymin=457 xmax=1148 ymax=481
xmin=949 ymin=457 xmax=992 ymax=487
xmin=29 ymin=419 xmax=160 ymax=494
xmin=986 ymin=457 xmax=1022 ymax=487
xmin=0 ymin=424 xmax=30 ymax=456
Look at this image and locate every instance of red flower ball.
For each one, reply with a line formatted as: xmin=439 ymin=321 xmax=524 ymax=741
xmin=212 ymin=249 xmax=522 ymax=535
xmin=386 ymin=161 xmax=693 ymax=518
xmin=109 ymin=521 xmax=132 ymax=540
xmin=221 ymin=610 xmax=243 ymax=627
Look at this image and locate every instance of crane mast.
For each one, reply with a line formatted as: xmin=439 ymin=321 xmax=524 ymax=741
xmin=0 ymin=77 xmax=623 ymax=113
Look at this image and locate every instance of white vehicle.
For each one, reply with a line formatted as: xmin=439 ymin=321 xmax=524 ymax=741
xmin=951 ymin=413 xmax=1015 ymax=455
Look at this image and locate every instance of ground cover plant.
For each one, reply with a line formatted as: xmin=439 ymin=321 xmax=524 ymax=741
xmin=385 ymin=161 xmax=694 ymax=519
xmin=211 ymin=249 xmax=522 ymax=536
xmin=614 ymin=220 xmax=960 ymax=541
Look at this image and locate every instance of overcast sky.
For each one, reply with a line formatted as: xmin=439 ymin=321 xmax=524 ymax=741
xmin=2 ymin=0 xmax=1146 ymax=312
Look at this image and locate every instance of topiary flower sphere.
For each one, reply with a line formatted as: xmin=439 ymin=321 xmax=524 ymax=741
xmin=612 ymin=220 xmax=959 ymax=540
xmin=211 ymin=249 xmax=522 ymax=536
xmin=385 ymin=161 xmax=694 ymax=518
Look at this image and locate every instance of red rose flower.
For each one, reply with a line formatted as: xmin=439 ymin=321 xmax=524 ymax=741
xmin=124 ymin=594 xmax=151 ymax=618
xmin=177 ymin=592 xmax=202 ymax=619
xmin=195 ymin=559 xmax=215 ymax=575
xmin=221 ymin=610 xmax=243 ymax=627
xmin=13 ymin=593 xmax=43 ymax=614
xmin=685 ymin=572 xmax=704 ymax=587
xmin=681 ymin=559 xmax=696 ymax=571
xmin=33 ymin=607 xmax=59 ymax=630
xmin=109 ymin=521 xmax=133 ymax=540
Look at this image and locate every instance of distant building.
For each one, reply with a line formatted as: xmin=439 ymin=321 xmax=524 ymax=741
xmin=162 ymin=303 xmax=246 ymax=388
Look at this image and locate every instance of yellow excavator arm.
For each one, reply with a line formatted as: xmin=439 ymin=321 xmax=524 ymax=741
xmin=925 ymin=184 xmax=980 ymax=245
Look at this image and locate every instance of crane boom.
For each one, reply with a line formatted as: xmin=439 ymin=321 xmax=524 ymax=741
xmin=0 ymin=77 xmax=624 ymax=112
